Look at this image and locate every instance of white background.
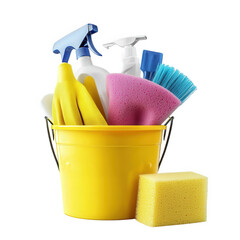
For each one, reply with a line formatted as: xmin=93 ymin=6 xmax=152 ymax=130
xmin=1 ymin=0 xmax=239 ymax=239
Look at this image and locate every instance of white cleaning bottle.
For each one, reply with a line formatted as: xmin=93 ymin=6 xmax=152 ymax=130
xmin=103 ymin=36 xmax=147 ymax=77
xmin=52 ymin=23 xmax=109 ymax=118
xmin=75 ymin=48 xmax=109 ymax=118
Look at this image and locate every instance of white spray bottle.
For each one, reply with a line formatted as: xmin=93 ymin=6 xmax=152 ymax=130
xmin=41 ymin=24 xmax=109 ymax=119
xmin=52 ymin=23 xmax=109 ymax=118
xmin=103 ymin=36 xmax=147 ymax=77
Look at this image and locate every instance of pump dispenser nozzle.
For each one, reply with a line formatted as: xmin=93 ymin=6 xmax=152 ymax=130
xmin=53 ymin=23 xmax=102 ymax=63
xmin=103 ymin=36 xmax=147 ymax=77
xmin=103 ymin=36 xmax=147 ymax=49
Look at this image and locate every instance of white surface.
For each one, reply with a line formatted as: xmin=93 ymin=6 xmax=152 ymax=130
xmin=1 ymin=0 xmax=240 ymax=239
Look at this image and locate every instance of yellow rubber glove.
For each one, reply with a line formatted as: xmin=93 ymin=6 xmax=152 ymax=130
xmin=52 ymin=63 xmax=107 ymax=125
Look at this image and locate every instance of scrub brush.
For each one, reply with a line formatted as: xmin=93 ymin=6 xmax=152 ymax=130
xmin=153 ymin=64 xmax=196 ymax=103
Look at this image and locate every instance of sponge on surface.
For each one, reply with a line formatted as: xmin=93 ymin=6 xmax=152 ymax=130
xmin=107 ymin=74 xmax=181 ymax=125
xmin=136 ymin=172 xmax=208 ymax=227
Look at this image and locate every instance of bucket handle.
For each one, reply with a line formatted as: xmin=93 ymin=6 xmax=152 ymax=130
xmin=158 ymin=116 xmax=174 ymax=170
xmin=45 ymin=116 xmax=59 ymax=170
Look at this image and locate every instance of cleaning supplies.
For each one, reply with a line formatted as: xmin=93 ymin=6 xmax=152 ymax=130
xmin=107 ymin=74 xmax=180 ymax=125
xmin=103 ymin=36 xmax=147 ymax=77
xmin=52 ymin=25 xmax=107 ymax=125
xmin=53 ymin=23 xmax=109 ymax=118
xmin=153 ymin=64 xmax=197 ymax=103
xmin=136 ymin=172 xmax=208 ymax=227
xmin=141 ymin=50 xmax=163 ymax=81
xmin=52 ymin=63 xmax=107 ymax=125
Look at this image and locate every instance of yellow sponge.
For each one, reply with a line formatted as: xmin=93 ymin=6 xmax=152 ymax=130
xmin=136 ymin=172 xmax=208 ymax=227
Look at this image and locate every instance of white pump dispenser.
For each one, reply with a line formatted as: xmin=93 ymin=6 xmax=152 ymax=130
xmin=103 ymin=36 xmax=147 ymax=77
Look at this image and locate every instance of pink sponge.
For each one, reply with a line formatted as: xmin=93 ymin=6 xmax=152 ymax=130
xmin=107 ymin=74 xmax=181 ymax=125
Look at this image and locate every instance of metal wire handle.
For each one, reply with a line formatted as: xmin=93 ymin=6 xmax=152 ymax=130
xmin=158 ymin=116 xmax=174 ymax=170
xmin=45 ymin=116 xmax=59 ymax=170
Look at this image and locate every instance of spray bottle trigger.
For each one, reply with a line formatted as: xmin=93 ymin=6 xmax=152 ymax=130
xmin=87 ymin=33 xmax=102 ymax=56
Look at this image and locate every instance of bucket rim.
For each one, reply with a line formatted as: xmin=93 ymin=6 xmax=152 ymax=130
xmin=52 ymin=125 xmax=167 ymax=131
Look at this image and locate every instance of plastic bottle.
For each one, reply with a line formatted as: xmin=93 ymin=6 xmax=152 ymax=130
xmin=74 ymin=48 xmax=109 ymax=118
xmin=103 ymin=36 xmax=147 ymax=77
xmin=52 ymin=23 xmax=109 ymax=118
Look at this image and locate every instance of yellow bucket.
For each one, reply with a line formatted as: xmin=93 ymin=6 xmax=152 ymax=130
xmin=45 ymin=117 xmax=173 ymax=220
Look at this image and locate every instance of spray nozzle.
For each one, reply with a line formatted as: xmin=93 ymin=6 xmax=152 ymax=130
xmin=103 ymin=36 xmax=147 ymax=49
xmin=103 ymin=35 xmax=147 ymax=59
xmin=53 ymin=24 xmax=102 ymax=63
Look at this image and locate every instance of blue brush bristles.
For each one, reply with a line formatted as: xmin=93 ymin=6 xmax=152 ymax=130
xmin=153 ymin=64 xmax=197 ymax=103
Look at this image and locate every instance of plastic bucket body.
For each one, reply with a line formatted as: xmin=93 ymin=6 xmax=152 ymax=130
xmin=52 ymin=125 xmax=166 ymax=220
